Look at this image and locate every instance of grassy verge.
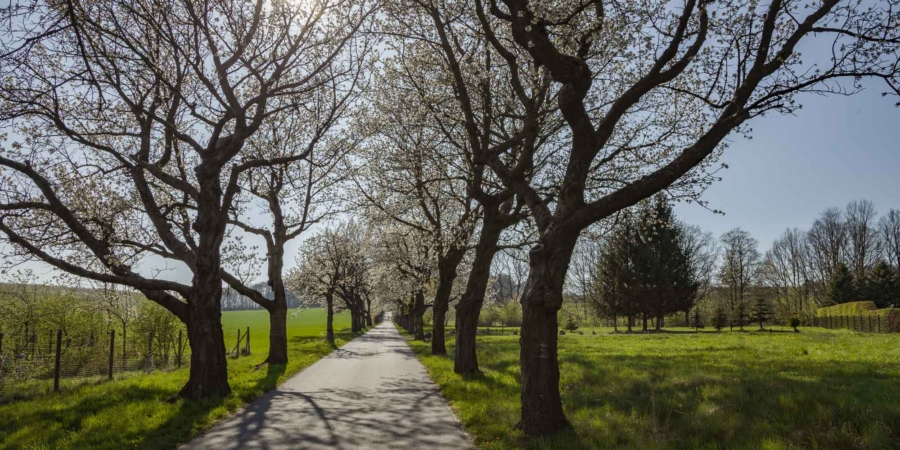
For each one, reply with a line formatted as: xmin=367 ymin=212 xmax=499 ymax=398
xmin=0 ymin=309 xmax=361 ymax=450
xmin=405 ymin=325 xmax=900 ymax=449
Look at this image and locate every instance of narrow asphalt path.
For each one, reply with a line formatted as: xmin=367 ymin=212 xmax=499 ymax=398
xmin=184 ymin=319 xmax=472 ymax=450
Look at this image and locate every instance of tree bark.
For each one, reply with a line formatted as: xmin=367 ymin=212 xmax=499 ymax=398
xmin=325 ymin=292 xmax=335 ymax=344
xmin=432 ymin=247 xmax=466 ymax=355
xmin=268 ymin=305 xmax=288 ymax=364
xmin=518 ymin=234 xmax=577 ymax=436
xmin=454 ymin=213 xmax=504 ymax=375
xmin=178 ymin=162 xmax=231 ymax=399
xmin=413 ymin=290 xmax=426 ymax=340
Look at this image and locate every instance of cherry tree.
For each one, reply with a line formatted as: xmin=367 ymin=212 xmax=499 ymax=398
xmin=0 ymin=0 xmax=376 ymax=398
xmin=417 ymin=0 xmax=899 ymax=436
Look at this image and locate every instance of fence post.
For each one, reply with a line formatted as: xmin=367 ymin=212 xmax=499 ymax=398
xmin=246 ymin=327 xmax=250 ymax=355
xmin=146 ymin=331 xmax=154 ymax=373
xmin=177 ymin=329 xmax=183 ymax=368
xmin=108 ymin=330 xmax=115 ymax=380
xmin=868 ymin=315 xmax=873 ymax=333
xmin=48 ymin=330 xmax=53 ymax=356
xmin=53 ymin=329 xmax=62 ymax=392
xmin=878 ymin=316 xmax=882 ymax=333
xmin=0 ymin=332 xmax=3 ymax=356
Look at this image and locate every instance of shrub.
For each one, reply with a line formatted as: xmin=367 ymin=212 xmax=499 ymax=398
xmin=789 ymin=317 xmax=801 ymax=332
xmin=563 ymin=316 xmax=579 ymax=332
xmin=816 ymin=301 xmax=877 ymax=317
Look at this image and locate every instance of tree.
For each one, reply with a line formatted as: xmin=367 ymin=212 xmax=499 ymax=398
xmin=845 ymin=200 xmax=882 ymax=280
xmin=681 ymin=224 xmax=719 ymax=325
xmin=862 ymin=261 xmax=898 ymax=308
xmin=826 ymin=262 xmax=857 ymax=305
xmin=806 ymin=208 xmax=849 ymax=302
xmin=761 ymin=228 xmax=812 ymax=321
xmin=221 ymin=52 xmax=371 ymax=364
xmin=880 ymin=209 xmax=900 ymax=271
xmin=712 ymin=306 xmax=728 ymax=332
xmin=692 ymin=308 xmax=704 ymax=331
xmin=0 ymin=0 xmax=376 ymax=399
xmin=719 ymin=229 xmax=760 ymax=330
xmin=433 ymin=0 xmax=900 ymax=434
xmin=751 ymin=298 xmax=773 ymax=331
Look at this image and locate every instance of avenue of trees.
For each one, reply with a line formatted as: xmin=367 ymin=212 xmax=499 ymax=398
xmin=1 ymin=0 xmax=899 ymax=439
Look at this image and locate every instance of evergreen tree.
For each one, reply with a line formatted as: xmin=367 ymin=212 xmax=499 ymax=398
xmin=713 ymin=306 xmax=728 ymax=332
xmin=751 ymin=298 xmax=773 ymax=330
xmin=735 ymin=302 xmax=748 ymax=331
xmin=863 ymin=261 xmax=898 ymax=308
xmin=826 ymin=262 xmax=857 ymax=304
xmin=596 ymin=196 xmax=698 ymax=332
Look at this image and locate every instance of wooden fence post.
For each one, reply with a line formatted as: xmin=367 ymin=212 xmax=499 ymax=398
xmin=108 ymin=330 xmax=115 ymax=380
xmin=245 ymin=327 xmax=250 ymax=355
xmin=177 ymin=329 xmax=183 ymax=368
xmin=146 ymin=331 xmax=154 ymax=373
xmin=878 ymin=316 xmax=882 ymax=333
xmin=0 ymin=332 xmax=3 ymax=356
xmin=53 ymin=329 xmax=62 ymax=393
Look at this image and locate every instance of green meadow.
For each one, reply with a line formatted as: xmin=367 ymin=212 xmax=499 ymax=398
xmin=406 ymin=326 xmax=900 ymax=450
xmin=0 ymin=308 xmax=355 ymax=450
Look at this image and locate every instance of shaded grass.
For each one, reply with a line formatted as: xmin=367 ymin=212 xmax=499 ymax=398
xmin=0 ymin=308 xmax=359 ymax=450
xmin=406 ymin=326 xmax=900 ymax=449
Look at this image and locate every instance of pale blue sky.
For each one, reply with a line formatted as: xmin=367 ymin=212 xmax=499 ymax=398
xmin=674 ymin=84 xmax=900 ymax=252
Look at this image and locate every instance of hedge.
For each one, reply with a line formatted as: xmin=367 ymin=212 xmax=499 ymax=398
xmin=816 ymin=301 xmax=877 ymax=317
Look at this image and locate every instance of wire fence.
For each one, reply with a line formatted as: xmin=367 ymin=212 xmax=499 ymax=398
xmin=0 ymin=326 xmax=251 ymax=398
xmin=812 ymin=314 xmax=899 ymax=333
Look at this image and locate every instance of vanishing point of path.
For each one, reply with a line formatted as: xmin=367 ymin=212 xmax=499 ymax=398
xmin=184 ymin=320 xmax=473 ymax=450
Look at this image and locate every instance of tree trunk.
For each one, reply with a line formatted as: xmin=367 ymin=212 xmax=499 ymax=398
xmin=325 ymin=292 xmax=335 ymax=344
xmin=655 ymin=314 xmax=662 ymax=331
xmin=266 ymin=232 xmax=289 ymax=364
xmin=432 ymin=247 xmax=466 ymax=355
xmin=365 ymin=297 xmax=373 ymax=327
xmin=179 ymin=163 xmax=230 ymax=399
xmin=414 ymin=290 xmax=426 ymax=340
xmin=454 ymin=213 xmax=504 ymax=375
xmin=268 ymin=306 xmax=288 ymax=364
xmin=518 ymin=235 xmax=577 ymax=437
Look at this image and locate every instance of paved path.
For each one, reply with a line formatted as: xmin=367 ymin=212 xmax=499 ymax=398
xmin=184 ymin=320 xmax=472 ymax=450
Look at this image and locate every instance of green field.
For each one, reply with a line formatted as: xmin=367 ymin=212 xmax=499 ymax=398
xmin=0 ymin=308 xmax=355 ymax=450
xmin=406 ymin=326 xmax=900 ymax=450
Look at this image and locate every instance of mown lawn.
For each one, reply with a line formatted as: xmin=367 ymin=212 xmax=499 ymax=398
xmin=406 ymin=326 xmax=900 ymax=450
xmin=0 ymin=308 xmax=357 ymax=450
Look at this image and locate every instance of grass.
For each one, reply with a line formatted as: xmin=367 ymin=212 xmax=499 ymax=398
xmin=405 ymin=325 xmax=900 ymax=450
xmin=0 ymin=308 xmax=358 ymax=450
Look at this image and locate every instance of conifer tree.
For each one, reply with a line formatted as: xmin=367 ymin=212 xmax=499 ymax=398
xmin=826 ymin=262 xmax=857 ymax=305
xmin=751 ymin=298 xmax=773 ymax=331
xmin=863 ymin=261 xmax=898 ymax=308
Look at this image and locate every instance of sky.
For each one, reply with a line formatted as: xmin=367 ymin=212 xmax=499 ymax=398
xmin=674 ymin=82 xmax=900 ymax=251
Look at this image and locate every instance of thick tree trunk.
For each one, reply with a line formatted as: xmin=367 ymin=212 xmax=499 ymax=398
xmin=518 ymin=234 xmax=577 ymax=437
xmin=365 ymin=297 xmax=373 ymax=327
xmin=655 ymin=314 xmax=662 ymax=331
xmin=412 ymin=291 xmax=426 ymax=340
xmin=432 ymin=248 xmax=465 ymax=355
xmin=179 ymin=163 xmax=230 ymax=399
xmin=627 ymin=315 xmax=634 ymax=332
xmin=454 ymin=214 xmax=504 ymax=375
xmin=268 ymin=306 xmax=288 ymax=364
xmin=265 ymin=230 xmax=290 ymax=364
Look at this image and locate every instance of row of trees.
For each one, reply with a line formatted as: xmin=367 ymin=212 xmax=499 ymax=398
xmin=1 ymin=0 xmax=898 ymax=437
xmin=579 ymin=199 xmax=900 ymax=333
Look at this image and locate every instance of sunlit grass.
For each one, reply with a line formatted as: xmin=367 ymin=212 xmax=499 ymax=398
xmin=0 ymin=308 xmax=357 ymax=450
xmin=406 ymin=325 xmax=900 ymax=449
